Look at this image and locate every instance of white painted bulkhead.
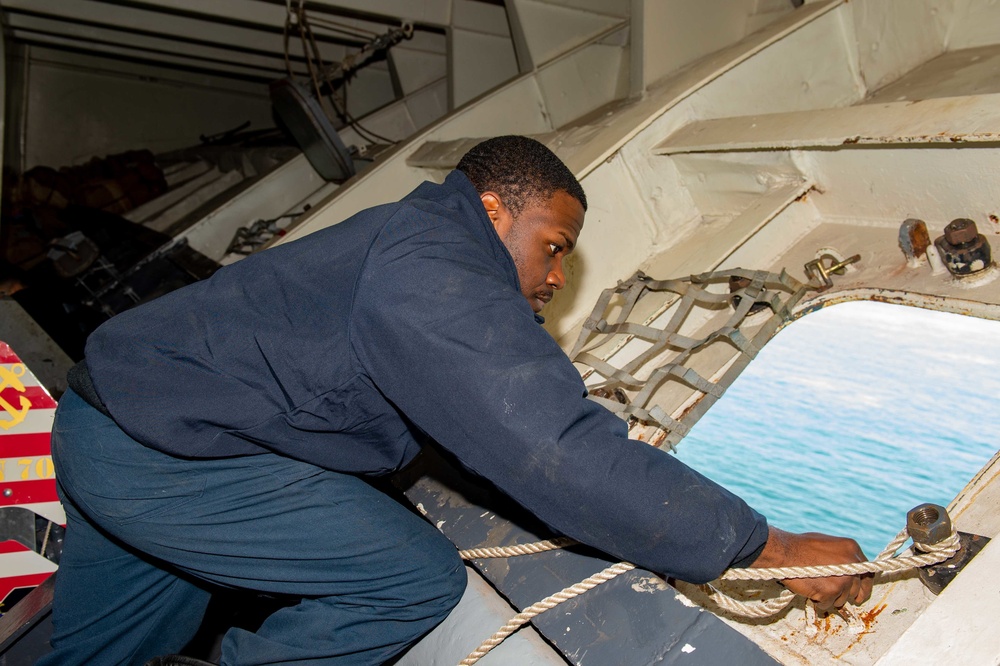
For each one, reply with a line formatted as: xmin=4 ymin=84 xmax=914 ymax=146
xmin=4 ymin=0 xmax=1000 ymax=663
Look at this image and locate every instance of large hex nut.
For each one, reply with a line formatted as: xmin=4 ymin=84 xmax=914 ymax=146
xmin=907 ymin=503 xmax=952 ymax=546
xmin=944 ymin=218 xmax=979 ymax=246
xmin=934 ymin=219 xmax=993 ymax=276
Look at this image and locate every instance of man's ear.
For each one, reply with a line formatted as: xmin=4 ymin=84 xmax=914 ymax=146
xmin=481 ymin=192 xmax=514 ymax=241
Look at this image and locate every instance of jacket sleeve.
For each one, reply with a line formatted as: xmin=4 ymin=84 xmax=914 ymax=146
xmin=349 ymin=210 xmax=768 ymax=583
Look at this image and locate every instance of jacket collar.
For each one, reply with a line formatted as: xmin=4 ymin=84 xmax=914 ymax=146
xmin=443 ymin=170 xmax=523 ymax=297
xmin=407 ymin=171 xmax=544 ymax=324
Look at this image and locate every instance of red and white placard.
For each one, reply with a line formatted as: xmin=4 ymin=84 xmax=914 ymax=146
xmin=0 ymin=341 xmax=64 ymax=525
xmin=0 ymin=539 xmax=57 ymax=614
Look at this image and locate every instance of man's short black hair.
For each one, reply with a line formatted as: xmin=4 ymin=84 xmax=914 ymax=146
xmin=456 ymin=135 xmax=588 ymax=217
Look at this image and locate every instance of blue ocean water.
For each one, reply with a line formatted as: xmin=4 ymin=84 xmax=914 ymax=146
xmin=672 ymin=301 xmax=1000 ymax=559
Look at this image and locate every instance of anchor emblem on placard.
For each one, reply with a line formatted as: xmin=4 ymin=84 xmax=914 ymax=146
xmin=0 ymin=364 xmax=31 ymax=430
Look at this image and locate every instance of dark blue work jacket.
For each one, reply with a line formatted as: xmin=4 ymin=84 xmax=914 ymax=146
xmin=86 ymin=170 xmax=768 ymax=583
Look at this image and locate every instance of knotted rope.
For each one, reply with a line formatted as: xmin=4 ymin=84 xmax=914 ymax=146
xmin=457 ymin=527 xmax=961 ymax=665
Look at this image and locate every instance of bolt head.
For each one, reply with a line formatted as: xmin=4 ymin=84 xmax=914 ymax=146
xmin=944 ymin=218 xmax=979 ymax=246
xmin=2 ymin=488 xmax=12 ymax=498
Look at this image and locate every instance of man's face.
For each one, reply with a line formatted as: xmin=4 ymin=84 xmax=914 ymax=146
xmin=483 ymin=190 xmax=585 ymax=313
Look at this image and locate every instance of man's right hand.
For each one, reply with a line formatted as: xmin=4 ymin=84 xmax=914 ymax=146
xmin=750 ymin=526 xmax=874 ymax=611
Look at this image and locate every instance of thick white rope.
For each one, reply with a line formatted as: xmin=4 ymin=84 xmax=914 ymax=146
xmin=457 ymin=527 xmax=961 ymax=665
xmin=699 ymin=584 xmax=797 ymax=619
xmin=457 ymin=537 xmax=575 ymax=561
xmin=722 ymin=530 xmax=960 ymax=581
xmin=457 ymin=561 xmax=635 ymax=666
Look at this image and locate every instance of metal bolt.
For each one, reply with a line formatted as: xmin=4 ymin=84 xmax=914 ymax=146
xmin=943 ymin=218 xmax=979 ymax=247
xmin=2 ymin=488 xmax=12 ymax=498
xmin=933 ymin=219 xmax=992 ymax=276
xmin=907 ymin=503 xmax=952 ymax=546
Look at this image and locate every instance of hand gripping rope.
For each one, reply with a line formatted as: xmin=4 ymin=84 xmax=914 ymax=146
xmin=456 ymin=509 xmax=961 ymax=665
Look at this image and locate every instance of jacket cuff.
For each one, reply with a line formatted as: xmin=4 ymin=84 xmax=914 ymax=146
xmin=728 ymin=517 xmax=770 ymax=569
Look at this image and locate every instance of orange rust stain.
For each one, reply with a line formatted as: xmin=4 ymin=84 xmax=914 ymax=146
xmin=834 ymin=604 xmax=889 ymax=658
xmin=807 ymin=612 xmax=846 ymax=647
xmin=860 ymin=603 xmax=888 ymax=630
xmin=675 ymin=395 xmax=707 ymax=422
xmin=811 ymin=614 xmax=833 ymax=635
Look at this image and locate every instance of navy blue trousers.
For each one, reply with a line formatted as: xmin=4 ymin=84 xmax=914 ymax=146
xmin=39 ymin=390 xmax=466 ymax=666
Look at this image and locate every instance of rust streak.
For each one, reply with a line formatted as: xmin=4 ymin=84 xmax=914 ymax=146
xmin=859 ymin=603 xmax=887 ymax=629
xmin=836 ymin=132 xmax=999 ymax=146
xmin=833 ymin=603 xmax=888 ymax=658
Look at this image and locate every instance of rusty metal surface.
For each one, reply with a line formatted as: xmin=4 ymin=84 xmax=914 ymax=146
xmin=655 ymin=93 xmax=1000 ymax=155
xmin=933 ymin=218 xmax=993 ymax=276
xmin=898 ymin=219 xmax=931 ymax=267
xmin=918 ymin=531 xmax=991 ymax=596
xmin=396 ymin=450 xmax=778 ymax=666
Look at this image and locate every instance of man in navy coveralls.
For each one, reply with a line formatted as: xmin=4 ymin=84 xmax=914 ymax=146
xmin=42 ymin=136 xmax=872 ymax=666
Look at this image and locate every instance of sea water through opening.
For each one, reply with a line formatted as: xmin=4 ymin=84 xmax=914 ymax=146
xmin=674 ymin=300 xmax=1000 ymax=558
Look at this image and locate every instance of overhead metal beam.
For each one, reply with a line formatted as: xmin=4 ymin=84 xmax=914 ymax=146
xmin=7 ymin=25 xmax=302 ymax=79
xmin=17 ymin=37 xmax=278 ymax=84
xmin=85 ymin=0 xmax=370 ymax=47
xmin=4 ymin=7 xmax=314 ymax=68
xmin=3 ymin=1 xmax=447 ymax=93
xmin=655 ymin=93 xmax=1000 ymax=155
xmin=255 ymin=0 xmax=448 ymax=34
xmin=1 ymin=0 xmax=354 ymax=61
